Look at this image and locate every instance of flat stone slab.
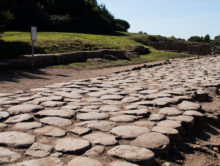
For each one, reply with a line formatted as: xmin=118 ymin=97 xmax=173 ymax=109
xmin=88 ymin=91 xmax=107 ymax=97
xmin=41 ymin=101 xmax=66 ymax=107
xmin=103 ymin=100 xmax=122 ymax=105
xmin=157 ymin=120 xmax=182 ymax=129
xmin=74 ymin=121 xmax=116 ymax=132
xmin=87 ymin=121 xmax=115 ymax=131
xmin=0 ymin=123 xmax=7 ymax=129
xmin=131 ymin=132 xmax=170 ymax=154
xmin=40 ymin=117 xmax=72 ymax=127
xmin=107 ymin=145 xmax=155 ymax=164
xmin=149 ymin=114 xmax=165 ymax=121
xmin=99 ymin=105 xmax=121 ymax=112
xmin=36 ymin=109 xmax=75 ymax=118
xmin=159 ymin=107 xmax=182 ymax=116
xmin=121 ymin=97 xmax=140 ymax=103
xmin=69 ymin=127 xmax=91 ymax=136
xmin=152 ymin=97 xmax=178 ymax=107
xmin=133 ymin=121 xmax=156 ymax=129
xmin=0 ymin=131 xmax=35 ymax=148
xmin=32 ymin=96 xmax=63 ymax=103
xmin=167 ymin=115 xmax=194 ymax=123
xmin=0 ymin=147 xmax=21 ymax=164
xmin=183 ymin=110 xmax=204 ymax=117
xmin=123 ymin=109 xmax=149 ymax=116
xmin=34 ymin=126 xmax=66 ymax=137
xmin=7 ymin=104 xmax=43 ymax=115
xmin=110 ymin=125 xmax=150 ymax=139
xmin=80 ymin=106 xmax=100 ymax=113
xmin=25 ymin=143 xmax=53 ymax=158
xmin=55 ymin=138 xmax=90 ymax=153
xmin=0 ymin=111 xmax=9 ymax=120
xmin=110 ymin=115 xmax=137 ymax=123
xmin=13 ymin=122 xmax=42 ymax=130
xmin=178 ymin=101 xmax=201 ymax=111
xmin=77 ymin=112 xmax=109 ymax=121
xmin=100 ymin=95 xmax=123 ymax=100
xmin=85 ymin=146 xmax=105 ymax=156
xmin=12 ymin=157 xmax=64 ymax=166
xmin=109 ymin=160 xmax=139 ymax=166
xmin=83 ymin=132 xmax=117 ymax=146
xmin=152 ymin=126 xmax=179 ymax=135
xmin=6 ymin=114 xmax=33 ymax=124
xmin=68 ymin=157 xmax=103 ymax=166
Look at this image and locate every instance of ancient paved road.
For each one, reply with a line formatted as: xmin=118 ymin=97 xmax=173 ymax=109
xmin=0 ymin=56 xmax=220 ymax=166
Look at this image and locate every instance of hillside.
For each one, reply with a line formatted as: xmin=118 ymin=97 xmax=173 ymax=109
xmin=0 ymin=31 xmax=196 ymax=61
xmin=2 ymin=0 xmax=129 ymax=34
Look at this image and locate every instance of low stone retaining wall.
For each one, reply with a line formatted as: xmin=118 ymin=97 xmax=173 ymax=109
xmin=150 ymin=40 xmax=210 ymax=55
xmin=0 ymin=50 xmax=129 ymax=70
xmin=0 ymin=46 xmax=150 ymax=70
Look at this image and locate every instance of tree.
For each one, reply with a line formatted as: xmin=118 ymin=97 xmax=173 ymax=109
xmin=214 ymin=35 xmax=220 ymax=40
xmin=6 ymin=0 xmax=130 ymax=34
xmin=204 ymin=34 xmax=210 ymax=43
xmin=212 ymin=35 xmax=220 ymax=47
xmin=188 ymin=36 xmax=204 ymax=42
xmin=114 ymin=19 xmax=130 ymax=32
xmin=0 ymin=0 xmax=15 ymax=32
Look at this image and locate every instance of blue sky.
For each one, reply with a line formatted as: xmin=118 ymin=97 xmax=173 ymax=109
xmin=97 ymin=0 xmax=220 ymax=39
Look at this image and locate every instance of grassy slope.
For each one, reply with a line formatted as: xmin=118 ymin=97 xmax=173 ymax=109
xmin=1 ymin=32 xmax=140 ymax=53
xmin=0 ymin=31 xmax=197 ymax=67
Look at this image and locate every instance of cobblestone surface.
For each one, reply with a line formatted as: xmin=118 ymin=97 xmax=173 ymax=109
xmin=0 ymin=56 xmax=220 ymax=165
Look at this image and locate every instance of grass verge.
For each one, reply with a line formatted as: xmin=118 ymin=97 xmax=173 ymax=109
xmin=49 ymin=50 xmax=198 ymax=70
xmin=1 ymin=31 xmax=198 ymax=69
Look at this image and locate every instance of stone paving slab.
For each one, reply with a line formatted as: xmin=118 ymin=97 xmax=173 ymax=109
xmin=0 ymin=56 xmax=220 ymax=165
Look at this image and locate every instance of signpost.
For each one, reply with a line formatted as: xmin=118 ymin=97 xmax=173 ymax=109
xmin=31 ymin=27 xmax=37 ymax=67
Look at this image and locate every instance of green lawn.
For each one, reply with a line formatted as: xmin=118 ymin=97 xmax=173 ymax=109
xmin=0 ymin=31 xmax=197 ymax=63
xmin=0 ymin=32 xmax=141 ymax=57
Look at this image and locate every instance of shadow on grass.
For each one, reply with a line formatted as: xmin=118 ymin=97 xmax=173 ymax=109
xmin=0 ymin=40 xmax=45 ymax=60
xmin=112 ymin=31 xmax=128 ymax=36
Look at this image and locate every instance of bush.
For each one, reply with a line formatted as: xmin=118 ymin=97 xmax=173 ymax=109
xmin=115 ymin=19 xmax=130 ymax=32
xmin=188 ymin=36 xmax=204 ymax=42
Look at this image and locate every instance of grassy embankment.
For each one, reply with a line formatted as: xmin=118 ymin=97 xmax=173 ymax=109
xmin=0 ymin=32 xmax=197 ymax=68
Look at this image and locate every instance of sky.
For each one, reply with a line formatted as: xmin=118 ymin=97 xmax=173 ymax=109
xmin=97 ymin=0 xmax=220 ymax=40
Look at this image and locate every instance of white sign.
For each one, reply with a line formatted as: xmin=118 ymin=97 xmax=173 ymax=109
xmin=31 ymin=27 xmax=37 ymax=41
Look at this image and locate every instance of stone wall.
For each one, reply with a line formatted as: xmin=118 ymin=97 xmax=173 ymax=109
xmin=216 ymin=48 xmax=220 ymax=54
xmin=0 ymin=46 xmax=150 ymax=70
xmin=150 ymin=40 xmax=210 ymax=55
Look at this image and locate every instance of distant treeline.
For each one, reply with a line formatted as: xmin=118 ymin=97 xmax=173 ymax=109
xmin=0 ymin=0 xmax=130 ymax=34
xmin=188 ymin=35 xmax=220 ymax=48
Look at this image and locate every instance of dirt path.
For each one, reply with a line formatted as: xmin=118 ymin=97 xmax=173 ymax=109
xmin=0 ymin=62 xmax=161 ymax=93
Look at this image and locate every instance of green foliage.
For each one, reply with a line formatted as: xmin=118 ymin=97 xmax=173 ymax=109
xmin=212 ymin=35 xmax=220 ymax=47
xmin=138 ymin=31 xmax=147 ymax=34
xmin=169 ymin=36 xmax=185 ymax=41
xmin=6 ymin=0 xmax=130 ymax=34
xmin=204 ymin=34 xmax=211 ymax=43
xmin=49 ymin=15 xmax=72 ymax=31
xmin=130 ymin=33 xmax=168 ymax=45
xmin=0 ymin=31 xmax=139 ymax=59
xmin=214 ymin=35 xmax=220 ymax=40
xmin=114 ymin=19 xmax=130 ymax=32
xmin=188 ymin=36 xmax=204 ymax=42
xmin=188 ymin=34 xmax=211 ymax=43
xmin=0 ymin=31 xmax=196 ymax=61
xmin=0 ymin=0 xmax=15 ymax=32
